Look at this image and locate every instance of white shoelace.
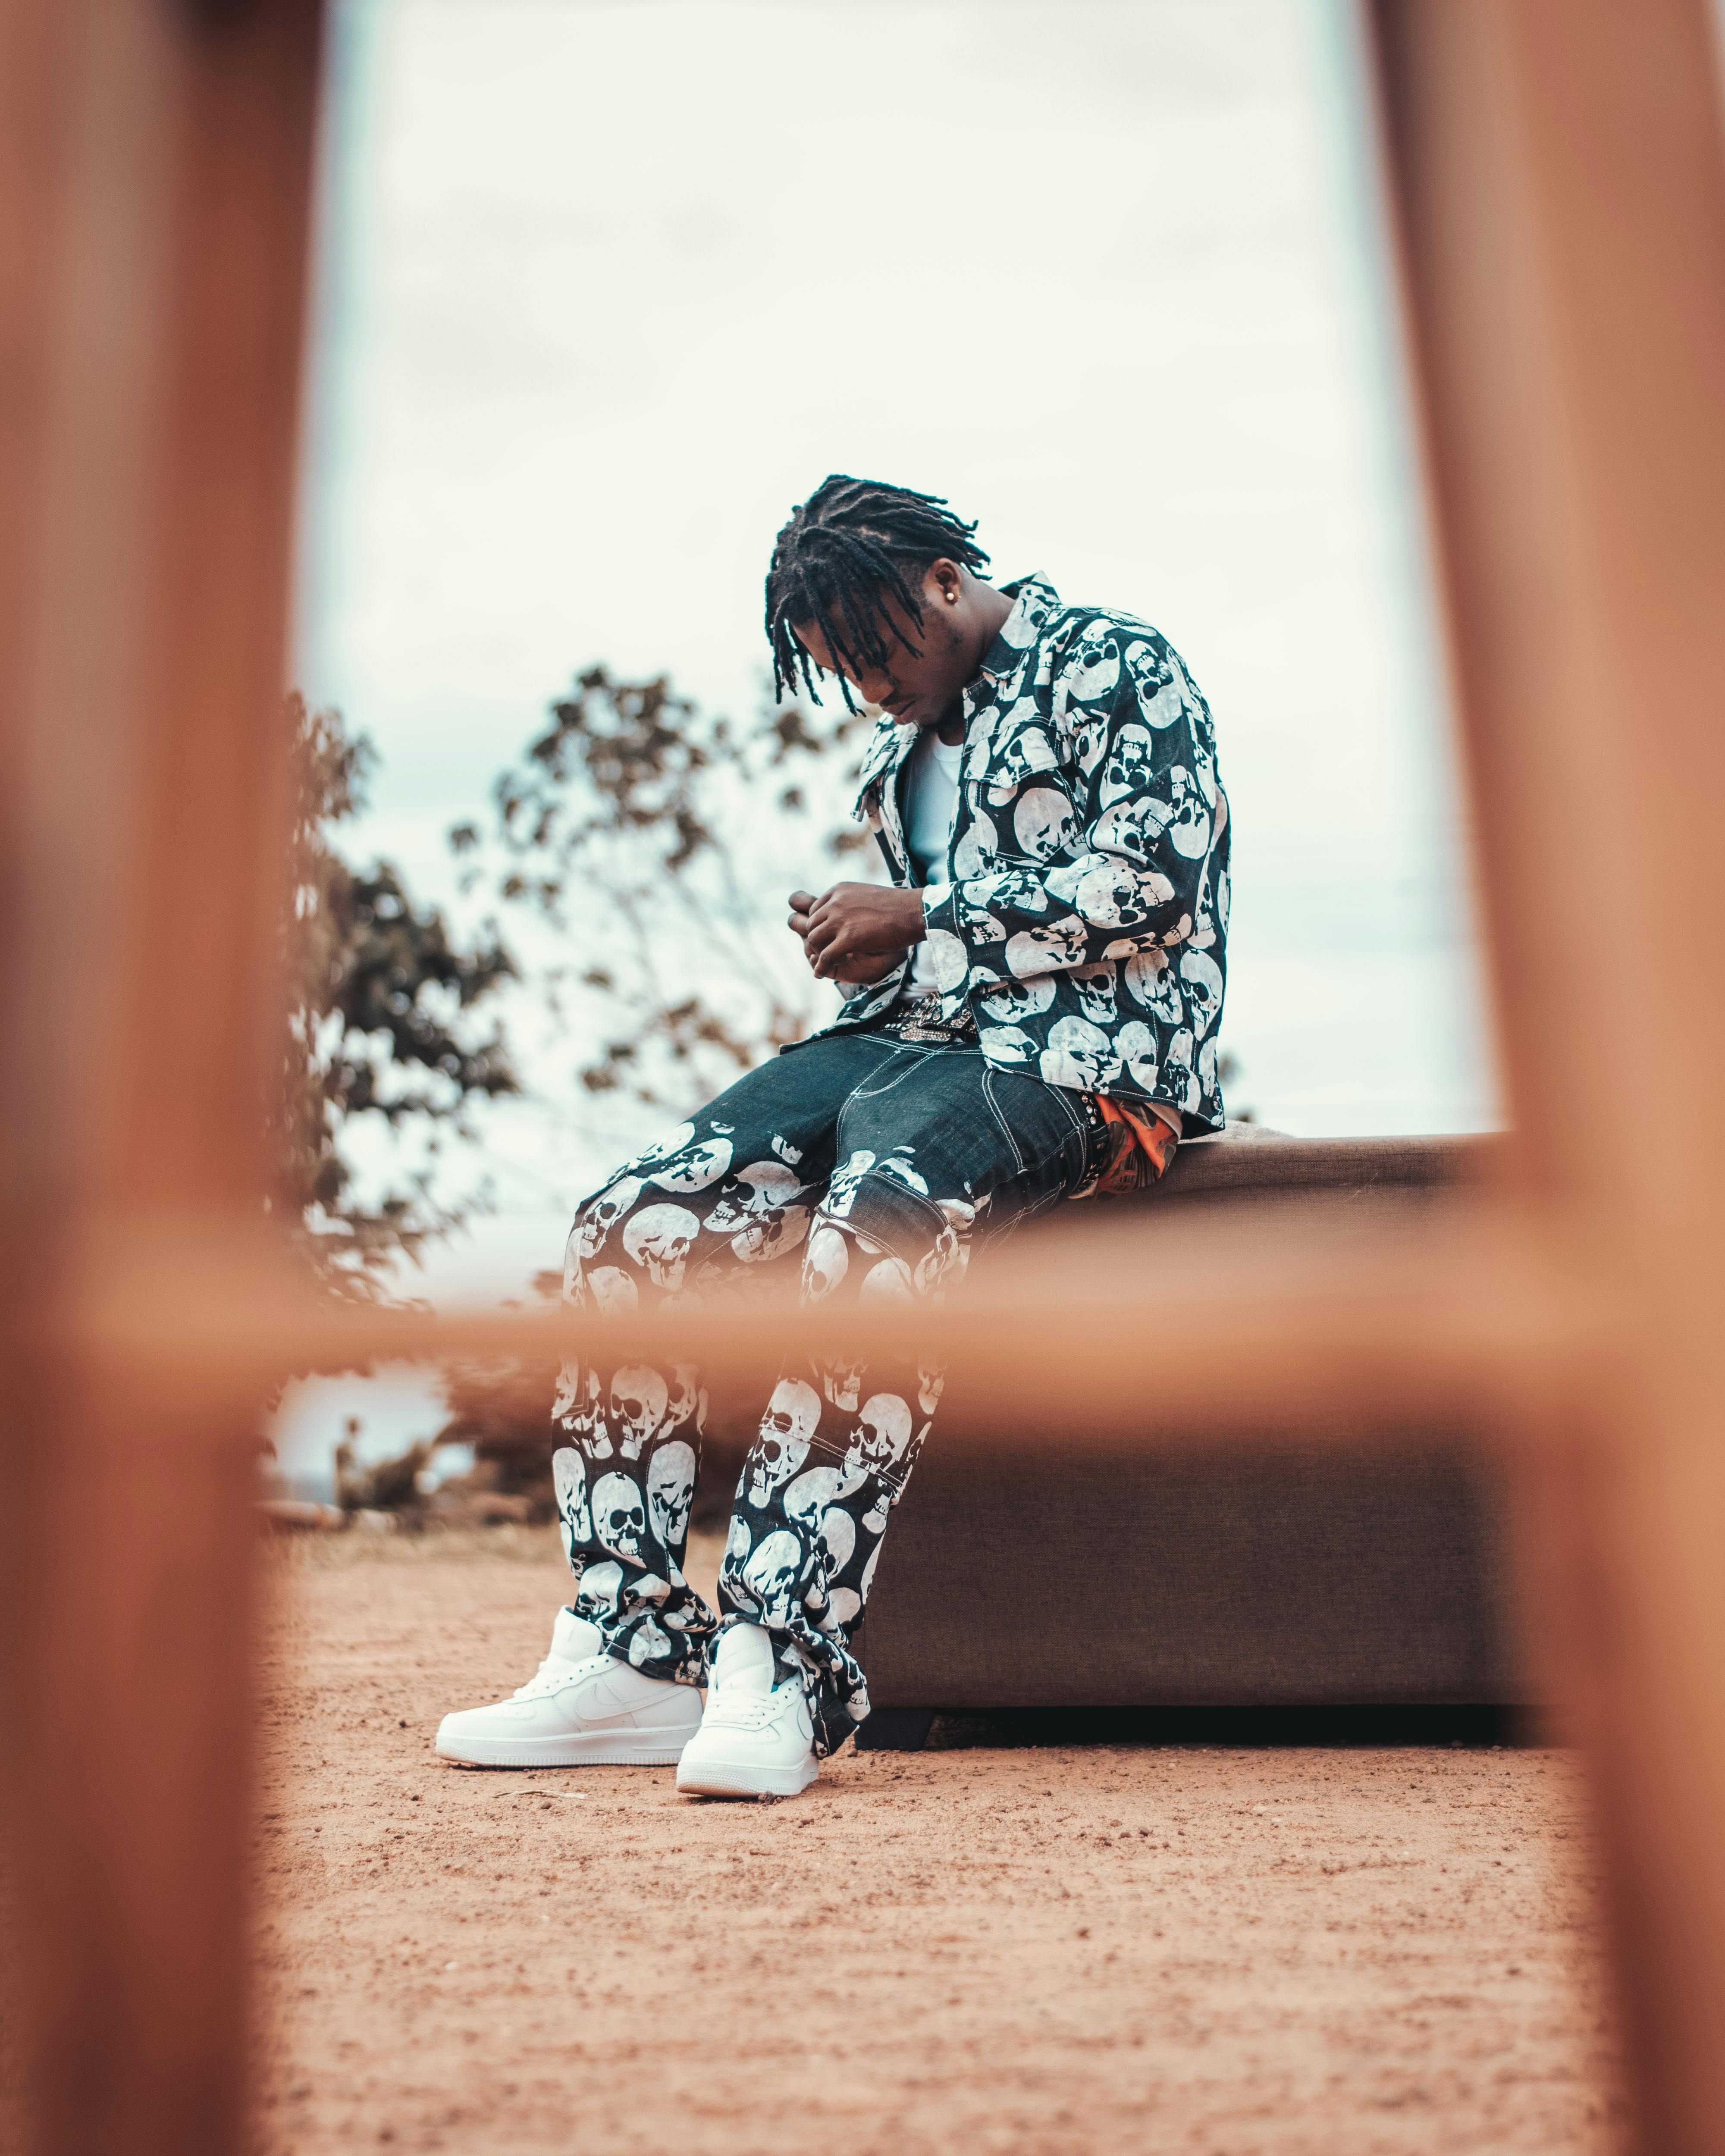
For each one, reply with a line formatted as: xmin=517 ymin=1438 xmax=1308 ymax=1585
xmin=702 ymin=1686 xmax=777 ymax=1733
xmin=511 ymin=1654 xmax=600 ymax=1701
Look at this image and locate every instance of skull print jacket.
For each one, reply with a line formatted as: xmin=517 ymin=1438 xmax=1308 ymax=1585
xmin=815 ymin=574 xmax=1230 ymax=1134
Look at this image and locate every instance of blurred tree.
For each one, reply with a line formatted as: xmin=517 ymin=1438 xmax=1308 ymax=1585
xmin=427 ymin=671 xmax=868 ymax=1514
xmin=449 ymin=667 xmax=871 ymax=1118
xmin=273 ymin=694 xmax=522 ymax=1298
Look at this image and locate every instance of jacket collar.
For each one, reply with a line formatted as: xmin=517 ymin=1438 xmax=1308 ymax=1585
xmin=849 ymin=573 xmax=1060 ymax=817
xmin=980 ymin=573 xmax=1061 ymax=681
xmin=852 ymin=712 xmax=912 ymax=812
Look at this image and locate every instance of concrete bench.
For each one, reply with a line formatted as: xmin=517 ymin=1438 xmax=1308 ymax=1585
xmin=856 ymin=1130 xmax=1530 ymax=1748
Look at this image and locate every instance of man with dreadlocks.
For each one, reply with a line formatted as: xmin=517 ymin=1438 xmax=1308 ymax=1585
xmin=437 ymin=475 xmax=1230 ymax=1798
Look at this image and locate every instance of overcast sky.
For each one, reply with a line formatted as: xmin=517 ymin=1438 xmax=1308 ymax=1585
xmin=289 ymin=0 xmax=1502 ymax=1336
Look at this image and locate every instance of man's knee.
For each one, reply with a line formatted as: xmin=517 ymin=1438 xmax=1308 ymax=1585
xmin=808 ymin=1169 xmax=970 ymax=1306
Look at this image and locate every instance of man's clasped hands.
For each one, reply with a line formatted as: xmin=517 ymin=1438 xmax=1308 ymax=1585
xmin=786 ymin=884 xmax=928 ymax=984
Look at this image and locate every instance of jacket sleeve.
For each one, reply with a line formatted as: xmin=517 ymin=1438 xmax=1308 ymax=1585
xmin=921 ymin=633 xmax=1221 ymax=985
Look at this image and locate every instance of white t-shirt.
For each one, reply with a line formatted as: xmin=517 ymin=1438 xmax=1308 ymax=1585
xmin=902 ymin=728 xmax=964 ymax=996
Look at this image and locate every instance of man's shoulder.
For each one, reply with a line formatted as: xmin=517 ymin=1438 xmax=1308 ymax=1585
xmin=1007 ymin=589 xmax=1176 ymax=667
xmin=1022 ymin=605 xmax=1186 ymax=716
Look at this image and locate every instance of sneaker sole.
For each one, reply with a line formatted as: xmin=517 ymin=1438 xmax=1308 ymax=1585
xmin=436 ymin=1726 xmax=697 ymax=1769
xmin=675 ymin=1752 xmax=819 ymax=1799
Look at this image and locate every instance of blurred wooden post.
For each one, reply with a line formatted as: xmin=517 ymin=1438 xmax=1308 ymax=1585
xmin=0 ymin=2 xmax=323 ymax=2151
xmin=1367 ymin=3 xmax=1725 ymax=2148
xmin=3 ymin=0 xmax=1724 ymax=2150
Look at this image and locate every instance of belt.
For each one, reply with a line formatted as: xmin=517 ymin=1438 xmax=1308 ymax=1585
xmin=875 ymin=994 xmax=978 ymax=1046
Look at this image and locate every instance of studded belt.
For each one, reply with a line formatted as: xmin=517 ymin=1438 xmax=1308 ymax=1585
xmin=876 ymin=995 xmax=978 ymax=1046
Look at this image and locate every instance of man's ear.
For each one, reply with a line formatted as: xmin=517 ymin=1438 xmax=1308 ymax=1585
xmin=925 ymin=558 xmax=964 ymax=607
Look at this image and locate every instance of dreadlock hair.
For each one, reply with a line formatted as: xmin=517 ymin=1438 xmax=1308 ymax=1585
xmin=765 ymin=474 xmax=992 ymax=708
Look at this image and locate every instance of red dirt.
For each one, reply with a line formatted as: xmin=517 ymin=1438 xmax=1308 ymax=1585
xmin=253 ymin=1529 xmax=1625 ymax=2154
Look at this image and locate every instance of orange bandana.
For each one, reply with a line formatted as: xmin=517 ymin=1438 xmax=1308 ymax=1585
xmin=1091 ymin=1097 xmax=1180 ymax=1194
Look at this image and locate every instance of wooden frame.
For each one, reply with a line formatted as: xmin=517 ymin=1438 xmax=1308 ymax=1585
xmin=3 ymin=1 xmax=1723 ymax=2147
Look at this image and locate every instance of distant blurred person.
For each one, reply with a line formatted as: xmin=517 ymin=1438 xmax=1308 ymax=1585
xmin=436 ymin=476 xmax=1230 ymax=1797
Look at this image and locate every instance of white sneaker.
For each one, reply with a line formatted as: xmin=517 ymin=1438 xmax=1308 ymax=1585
xmin=435 ymin=1608 xmax=702 ymax=1768
xmin=675 ymin=1623 xmax=818 ymax=1799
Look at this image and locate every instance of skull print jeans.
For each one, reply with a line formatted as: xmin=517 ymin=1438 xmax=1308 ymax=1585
xmin=553 ymin=1025 xmax=1101 ymax=1755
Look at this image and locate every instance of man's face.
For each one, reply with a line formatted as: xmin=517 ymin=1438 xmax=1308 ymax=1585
xmin=793 ymin=562 xmax=975 ymax=730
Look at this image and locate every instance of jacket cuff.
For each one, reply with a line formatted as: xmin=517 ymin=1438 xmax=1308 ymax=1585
xmin=922 ymin=883 xmax=961 ymax=943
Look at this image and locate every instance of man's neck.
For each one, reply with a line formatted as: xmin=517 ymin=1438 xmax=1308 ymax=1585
xmin=970 ymin=581 xmax=1015 ymax=664
xmin=932 ymin=583 xmax=1016 ymax=745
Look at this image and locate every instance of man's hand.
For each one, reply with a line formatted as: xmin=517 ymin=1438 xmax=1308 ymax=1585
xmin=788 ymin=884 xmax=926 ymax=982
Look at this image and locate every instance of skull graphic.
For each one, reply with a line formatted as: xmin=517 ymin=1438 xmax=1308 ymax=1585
xmin=552 ymin=1357 xmax=603 ymax=1441
xmin=570 ymin=1175 xmax=642 ymax=1263
xmin=917 ymin=1356 xmax=946 ymax=1417
xmin=989 ymin=725 xmax=1057 ymax=790
xmin=993 ymin=865 xmax=1054 ymax=914
xmin=573 ymin=1558 xmax=624 ymax=1626
xmin=820 ymin=1350 xmax=867 ymax=1413
xmin=646 ymin=1133 xmax=734 ymax=1195
xmin=1073 ymin=712 xmax=1111 ymax=779
xmin=1198 ymin=1034 xmax=1219 ymax=1101
xmin=951 ymin=804 xmax=1000 ymax=880
xmin=1123 ymin=949 xmax=1183 ymax=1024
xmin=956 ymin=890 xmax=1008 ymax=942
xmin=922 ymin=929 xmax=969 ymax=994
xmin=1162 ymin=1028 xmax=1200 ymax=1113
xmin=979 ymin=975 xmax=1055 ymax=1025
xmin=1006 ymin=916 xmax=1087 ymax=978
xmin=585 ymin=1266 xmax=638 ymax=1315
xmin=823 ymin=1150 xmax=876 ymax=1222
xmin=724 ymin=1512 xmax=752 ymax=1571
xmin=726 ymin=1203 xmax=813 ymax=1268
xmin=621 ymin=1202 xmax=699 ymax=1290
xmin=626 ymin=1614 xmax=672 ymax=1670
xmin=1070 ymin=965 xmax=1119 ymax=1028
xmin=858 ymin=1253 xmax=916 ymax=1308
xmin=1179 ymin=948 xmax=1224 ymax=1036
xmin=979 ymin=1023 xmax=1038 ymax=1067
xmin=1040 ymin=1015 xmax=1121 ymax=1092
xmin=844 ymin=1392 xmax=913 ymax=1482
xmin=610 ymin=1363 xmax=668 ymax=1459
xmin=705 ymin=1161 xmax=803 ymax=1236
xmin=591 ymin=1471 xmax=647 ymax=1565
xmin=801 ymin=1224 xmax=850 ymax=1303
xmin=1123 ymin=641 xmax=1190 ymax=729
xmin=663 ymin=1363 xmax=700 ymax=1439
xmin=1066 ymin=626 xmax=1121 ymax=704
xmin=819 ymin=1504 xmax=857 ymax=1579
xmin=646 ymin=1440 xmax=696 ymax=1552
xmin=1115 ymin=1019 xmax=1158 ymax=1089
xmin=627 ymin=1122 xmax=695 ymax=1172
xmin=1099 ymin=724 xmax=1154 ymax=808
xmin=747 ymin=1377 xmax=821 ymax=1506
xmin=1013 ymin=786 xmax=1079 ymax=864
xmin=783 ymin=1464 xmax=841 ymax=1533
xmin=1089 ymin=800 xmax=1158 ymax=871
xmin=552 ymin=1448 xmax=591 ymax=1565
xmin=1067 ymin=860 xmax=1163 ymax=927
xmin=914 ymin=1198 xmax=975 ymax=1297
xmin=1164 ymin=766 xmax=1212 ymax=861
xmin=740 ymin=1530 xmax=804 ymax=1623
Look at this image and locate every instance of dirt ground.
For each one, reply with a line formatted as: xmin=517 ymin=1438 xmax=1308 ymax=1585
xmin=253 ymin=1528 xmax=1625 ymax=2155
